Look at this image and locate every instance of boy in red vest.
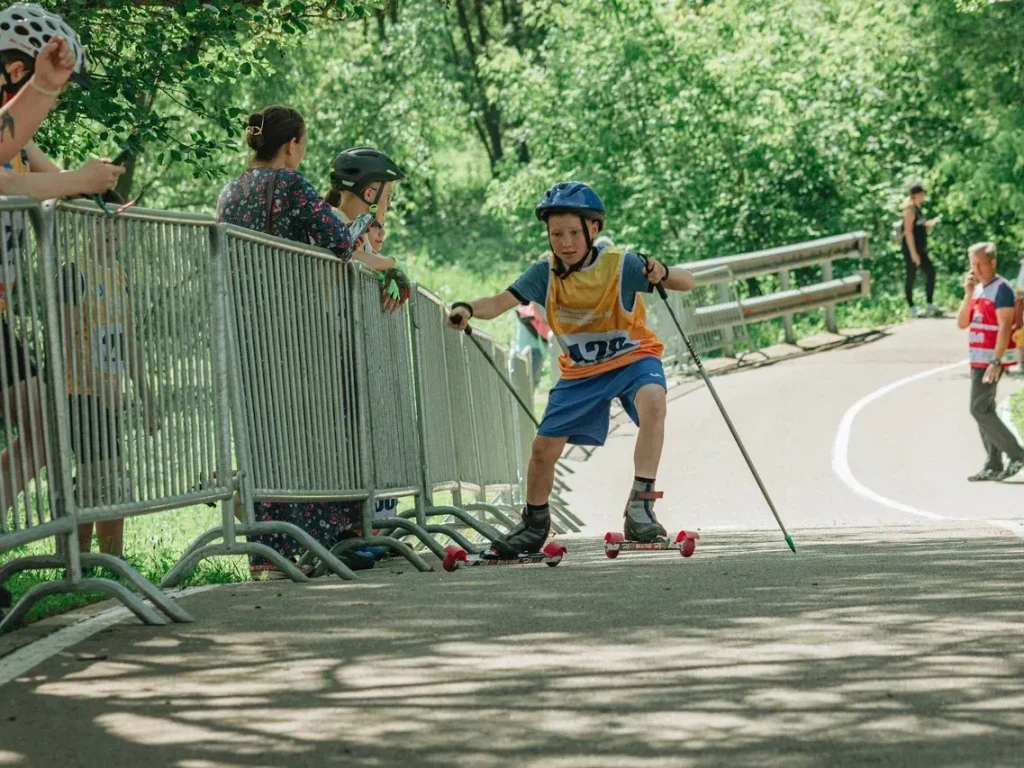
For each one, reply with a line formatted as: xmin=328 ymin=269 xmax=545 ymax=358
xmin=958 ymin=241 xmax=1024 ymax=481
xmin=448 ymin=182 xmax=695 ymax=556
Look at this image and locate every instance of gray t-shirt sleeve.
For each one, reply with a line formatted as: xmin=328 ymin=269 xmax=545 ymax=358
xmin=508 ymin=261 xmax=550 ymax=306
xmin=621 ymin=252 xmax=654 ymax=312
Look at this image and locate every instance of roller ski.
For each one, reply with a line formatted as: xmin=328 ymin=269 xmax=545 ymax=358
xmin=604 ymin=486 xmax=699 ymax=559
xmin=442 ymin=505 xmax=566 ymax=571
xmin=442 ymin=541 xmax=567 ymax=571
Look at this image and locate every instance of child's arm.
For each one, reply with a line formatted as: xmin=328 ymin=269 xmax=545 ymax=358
xmin=642 ymin=256 xmax=695 ymax=292
xmin=447 ymin=291 xmax=520 ymax=330
xmin=663 ymin=266 xmax=696 ymax=292
xmin=351 ymin=247 xmax=395 ymax=273
xmin=0 ymin=38 xmax=77 ymax=164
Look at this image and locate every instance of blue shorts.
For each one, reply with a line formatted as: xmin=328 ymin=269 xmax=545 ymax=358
xmin=538 ymin=357 xmax=667 ymax=446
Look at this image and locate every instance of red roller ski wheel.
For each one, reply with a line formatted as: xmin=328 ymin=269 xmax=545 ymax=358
xmin=442 ymin=545 xmax=468 ymax=572
xmin=542 ymin=541 xmax=567 ymax=566
xmin=675 ymin=530 xmax=699 ymax=558
xmin=604 ymin=531 xmax=624 ymax=559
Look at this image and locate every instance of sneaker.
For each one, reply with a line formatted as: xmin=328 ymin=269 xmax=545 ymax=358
xmin=968 ymin=467 xmax=1002 ymax=482
xmin=925 ymin=303 xmax=941 ymax=318
xmin=490 ymin=507 xmax=550 ymax=558
xmin=623 ymin=486 xmax=668 ymax=542
xmin=998 ymin=458 xmax=1024 ymax=481
xmin=909 ymin=306 xmax=921 ymax=318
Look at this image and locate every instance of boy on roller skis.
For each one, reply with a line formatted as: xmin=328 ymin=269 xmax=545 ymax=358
xmin=446 ymin=182 xmax=696 ymax=556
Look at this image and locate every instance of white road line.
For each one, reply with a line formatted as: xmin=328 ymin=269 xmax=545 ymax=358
xmin=0 ymin=585 xmax=217 ymax=688
xmin=832 ymin=361 xmax=964 ymax=521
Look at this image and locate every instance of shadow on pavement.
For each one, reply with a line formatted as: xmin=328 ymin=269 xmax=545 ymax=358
xmin=1 ymin=526 xmax=1023 ymax=767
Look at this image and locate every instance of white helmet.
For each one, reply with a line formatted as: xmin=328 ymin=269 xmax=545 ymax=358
xmin=0 ymin=4 xmax=88 ymax=89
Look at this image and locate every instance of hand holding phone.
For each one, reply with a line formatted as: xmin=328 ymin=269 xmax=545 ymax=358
xmin=109 ymin=147 xmax=132 ymax=167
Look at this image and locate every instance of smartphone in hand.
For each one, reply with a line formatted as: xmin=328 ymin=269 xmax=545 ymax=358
xmin=109 ymin=147 xmax=132 ymax=167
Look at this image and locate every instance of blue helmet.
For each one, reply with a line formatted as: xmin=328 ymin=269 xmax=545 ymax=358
xmin=535 ymin=182 xmax=606 ymax=231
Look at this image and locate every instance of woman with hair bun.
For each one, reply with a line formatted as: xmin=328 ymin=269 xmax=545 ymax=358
xmin=217 ymin=105 xmax=395 ymax=579
xmin=217 ymin=105 xmax=394 ymax=272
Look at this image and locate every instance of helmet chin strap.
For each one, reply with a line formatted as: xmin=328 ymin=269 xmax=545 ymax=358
xmin=364 ymin=182 xmax=386 ymax=217
xmin=0 ymin=67 xmax=29 ymax=100
xmin=550 ymin=215 xmax=596 ymax=279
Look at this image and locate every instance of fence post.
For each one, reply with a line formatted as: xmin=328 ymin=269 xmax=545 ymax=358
xmin=821 ymin=258 xmax=838 ymax=333
xmin=716 ymin=282 xmax=736 ymax=357
xmin=777 ymin=269 xmax=796 ymax=344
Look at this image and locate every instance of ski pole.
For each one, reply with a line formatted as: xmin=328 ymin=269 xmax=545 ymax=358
xmin=449 ymin=317 xmax=540 ymax=429
xmin=654 ymin=282 xmax=796 ymax=553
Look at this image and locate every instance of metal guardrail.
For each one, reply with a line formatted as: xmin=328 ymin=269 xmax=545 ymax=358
xmin=677 ymin=231 xmax=871 ymax=348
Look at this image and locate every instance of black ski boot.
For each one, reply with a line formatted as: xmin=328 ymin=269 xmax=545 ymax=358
xmin=490 ymin=506 xmax=551 ymax=558
xmin=623 ymin=482 xmax=667 ymax=542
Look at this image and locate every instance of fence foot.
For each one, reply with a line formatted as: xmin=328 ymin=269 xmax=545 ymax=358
xmin=81 ymin=554 xmax=193 ymax=623
xmin=0 ymin=578 xmax=166 ymax=634
xmin=0 ymin=555 xmax=69 ymax=583
xmin=175 ymin=526 xmax=227 ymax=564
xmin=0 ymin=553 xmax=190 ymax=626
xmin=421 ymin=524 xmax=480 ymax=553
xmin=464 ymin=502 xmax=515 ymax=530
xmin=373 ymin=517 xmax=449 ymax=560
xmin=240 ymin=521 xmax=358 ymax=581
xmin=161 ymin=541 xmax=313 ymax=588
xmin=377 ymin=518 xmax=482 ymax=556
xmin=408 ymin=506 xmax=506 ymax=540
xmin=325 ymin=535 xmax=433 ymax=575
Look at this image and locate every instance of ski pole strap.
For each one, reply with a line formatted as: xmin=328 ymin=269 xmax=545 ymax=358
xmin=451 ymin=301 xmax=474 ymax=318
xmin=641 ymin=253 xmax=669 ymax=283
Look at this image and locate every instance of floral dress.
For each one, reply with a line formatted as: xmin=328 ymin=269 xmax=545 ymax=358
xmin=217 ymin=167 xmax=363 ymax=569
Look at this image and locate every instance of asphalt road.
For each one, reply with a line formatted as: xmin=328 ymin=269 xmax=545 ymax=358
xmin=2 ymin=319 xmax=1023 ymax=768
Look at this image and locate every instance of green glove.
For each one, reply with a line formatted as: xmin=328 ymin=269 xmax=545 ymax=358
xmin=379 ymin=264 xmax=411 ymax=302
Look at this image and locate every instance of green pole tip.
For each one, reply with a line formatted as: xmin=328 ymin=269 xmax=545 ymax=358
xmin=785 ymin=534 xmax=796 ymax=554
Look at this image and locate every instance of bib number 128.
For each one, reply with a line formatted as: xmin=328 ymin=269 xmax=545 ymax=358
xmin=566 ymin=335 xmax=632 ymax=365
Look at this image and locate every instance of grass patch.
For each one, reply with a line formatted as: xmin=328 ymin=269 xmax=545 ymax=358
xmin=1 ymin=503 xmax=247 ymax=627
xmin=1009 ymin=389 xmax=1024 ymax=438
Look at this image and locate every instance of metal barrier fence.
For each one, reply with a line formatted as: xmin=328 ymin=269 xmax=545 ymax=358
xmin=0 ymin=199 xmax=220 ymax=629
xmin=0 ymin=199 xmax=59 ymax=554
xmin=406 ymin=287 xmax=504 ymax=545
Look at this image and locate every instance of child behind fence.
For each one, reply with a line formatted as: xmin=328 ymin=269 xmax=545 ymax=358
xmin=58 ymin=192 xmax=158 ymax=557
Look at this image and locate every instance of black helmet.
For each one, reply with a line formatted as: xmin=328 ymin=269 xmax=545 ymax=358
xmin=330 ymin=146 xmax=405 ymax=196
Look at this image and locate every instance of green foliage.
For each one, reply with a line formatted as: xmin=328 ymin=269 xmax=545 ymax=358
xmin=34 ymin=1 xmax=384 ymax=183
xmin=25 ymin=0 xmax=1024 ymax=318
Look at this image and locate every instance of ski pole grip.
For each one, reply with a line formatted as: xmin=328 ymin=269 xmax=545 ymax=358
xmin=447 ymin=313 xmax=474 ymax=336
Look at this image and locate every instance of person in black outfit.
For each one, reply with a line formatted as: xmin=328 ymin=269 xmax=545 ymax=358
xmin=902 ymin=183 xmax=940 ymax=317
